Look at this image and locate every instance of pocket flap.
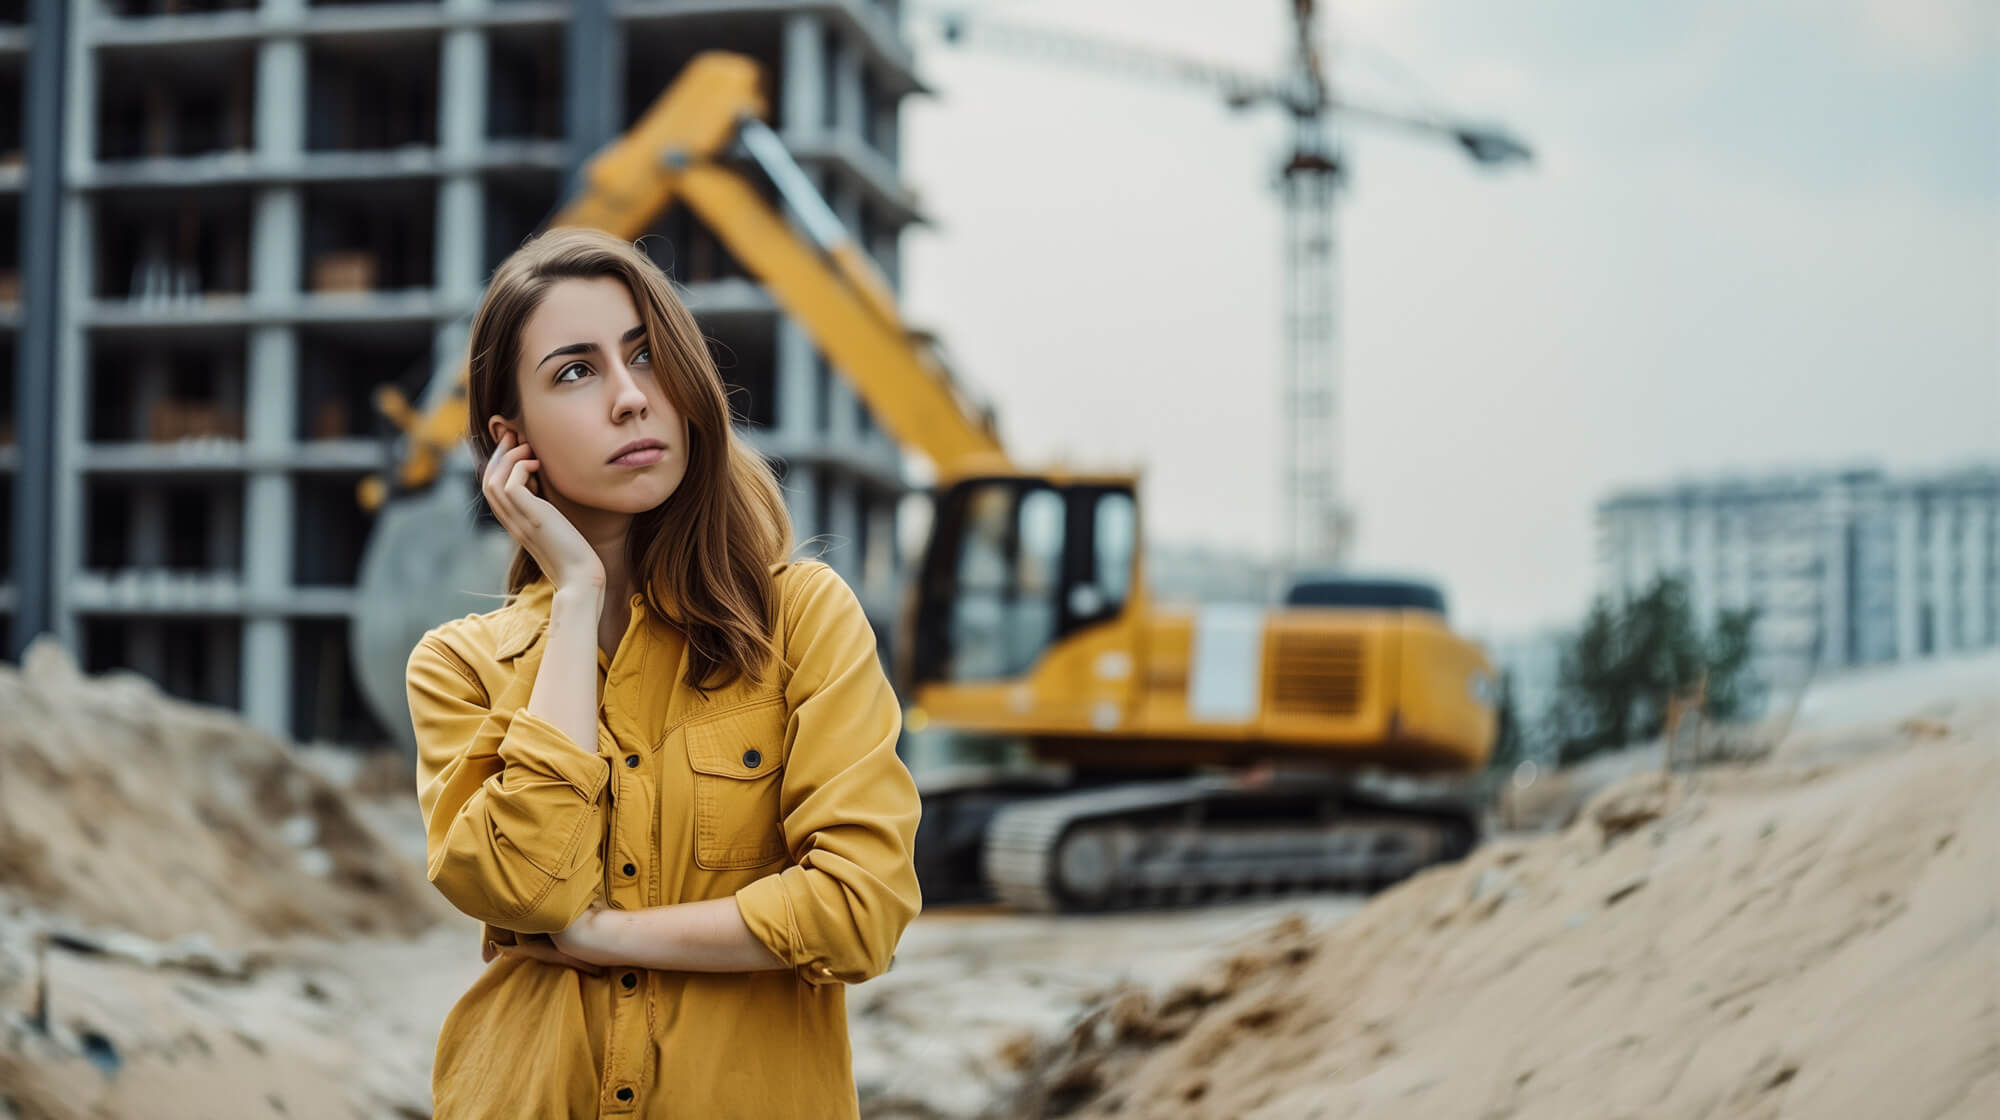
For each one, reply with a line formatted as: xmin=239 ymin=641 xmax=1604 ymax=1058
xmin=684 ymin=698 xmax=790 ymax=779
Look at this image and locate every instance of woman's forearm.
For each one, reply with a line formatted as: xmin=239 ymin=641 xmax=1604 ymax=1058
xmin=570 ymin=898 xmax=788 ymax=973
xmin=526 ymin=586 xmax=604 ymax=755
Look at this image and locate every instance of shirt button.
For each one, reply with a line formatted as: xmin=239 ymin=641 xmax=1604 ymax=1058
xmin=742 ymin=748 xmax=762 ymax=769
xmin=621 ymin=972 xmax=638 ymax=990
xmin=622 ymin=862 xmax=636 ymax=877
xmin=616 ymin=1086 xmax=635 ymax=1102
xmin=624 ymin=754 xmax=640 ymax=768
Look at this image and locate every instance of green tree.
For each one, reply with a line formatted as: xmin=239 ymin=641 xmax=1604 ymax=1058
xmin=1704 ymin=607 xmax=1759 ymax=719
xmin=1549 ymin=576 xmax=1759 ymax=765
xmin=1486 ymin=669 xmax=1526 ymax=773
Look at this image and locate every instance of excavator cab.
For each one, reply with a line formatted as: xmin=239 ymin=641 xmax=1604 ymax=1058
xmin=908 ymin=474 xmax=1139 ymax=689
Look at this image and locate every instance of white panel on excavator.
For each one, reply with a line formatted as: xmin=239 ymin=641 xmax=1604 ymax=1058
xmin=1188 ymin=604 xmax=1264 ymax=722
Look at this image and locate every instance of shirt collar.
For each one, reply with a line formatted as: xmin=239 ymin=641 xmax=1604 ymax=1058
xmin=492 ymin=578 xmax=554 ymax=661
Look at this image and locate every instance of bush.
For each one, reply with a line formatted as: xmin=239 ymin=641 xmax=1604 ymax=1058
xmin=1548 ymin=576 xmax=1758 ymax=765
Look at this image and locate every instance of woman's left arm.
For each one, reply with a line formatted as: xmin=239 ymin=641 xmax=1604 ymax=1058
xmin=553 ymin=564 xmax=922 ymax=979
xmin=549 ymin=898 xmax=784 ymax=972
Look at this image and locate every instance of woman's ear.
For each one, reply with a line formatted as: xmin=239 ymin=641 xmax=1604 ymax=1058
xmin=487 ymin=414 xmax=519 ymax=448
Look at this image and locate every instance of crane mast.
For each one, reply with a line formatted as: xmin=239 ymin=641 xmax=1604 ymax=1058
xmin=1279 ymin=0 xmax=1347 ymax=570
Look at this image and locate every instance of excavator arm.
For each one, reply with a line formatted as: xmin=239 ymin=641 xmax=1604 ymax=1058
xmin=358 ymin=51 xmax=1004 ymax=511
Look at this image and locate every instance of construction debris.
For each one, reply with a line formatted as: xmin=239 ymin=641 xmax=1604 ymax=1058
xmin=0 ymin=640 xmax=468 ymax=1120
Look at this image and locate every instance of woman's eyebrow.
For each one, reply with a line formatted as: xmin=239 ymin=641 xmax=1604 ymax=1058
xmin=536 ymin=326 xmax=646 ymax=370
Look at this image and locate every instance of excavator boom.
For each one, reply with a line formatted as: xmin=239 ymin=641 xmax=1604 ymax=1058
xmin=361 ymin=52 xmax=1002 ymax=511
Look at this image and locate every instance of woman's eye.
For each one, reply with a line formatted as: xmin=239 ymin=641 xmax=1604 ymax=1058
xmin=555 ymin=362 xmax=590 ymax=384
xmin=631 ymin=346 xmax=651 ymax=365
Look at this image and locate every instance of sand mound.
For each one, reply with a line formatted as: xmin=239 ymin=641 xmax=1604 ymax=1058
xmin=1014 ymin=713 xmax=2000 ymax=1118
xmin=0 ymin=640 xmax=473 ymax=1120
xmin=0 ymin=639 xmax=446 ymax=946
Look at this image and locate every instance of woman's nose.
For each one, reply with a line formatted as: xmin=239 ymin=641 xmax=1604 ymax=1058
xmin=609 ymin=362 xmax=649 ymax=419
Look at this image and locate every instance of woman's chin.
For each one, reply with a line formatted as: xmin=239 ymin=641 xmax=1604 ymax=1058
xmin=585 ymin=478 xmax=682 ymax=515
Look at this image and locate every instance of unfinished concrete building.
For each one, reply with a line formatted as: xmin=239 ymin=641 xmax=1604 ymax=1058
xmin=7 ymin=0 xmax=921 ymax=745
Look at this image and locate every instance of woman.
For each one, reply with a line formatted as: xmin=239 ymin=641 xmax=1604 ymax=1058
xmin=407 ymin=227 xmax=922 ymax=1117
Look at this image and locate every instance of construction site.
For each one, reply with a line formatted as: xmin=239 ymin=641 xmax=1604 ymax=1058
xmin=4 ymin=2 xmax=1998 ymax=1118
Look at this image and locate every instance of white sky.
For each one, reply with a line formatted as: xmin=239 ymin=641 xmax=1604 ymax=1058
xmin=896 ymin=0 xmax=2000 ymax=635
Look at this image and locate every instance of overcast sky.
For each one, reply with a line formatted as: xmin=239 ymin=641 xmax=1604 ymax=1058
xmin=894 ymin=0 xmax=1999 ymax=636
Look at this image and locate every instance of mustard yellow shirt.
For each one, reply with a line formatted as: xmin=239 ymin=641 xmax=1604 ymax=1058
xmin=408 ymin=560 xmax=922 ymax=1118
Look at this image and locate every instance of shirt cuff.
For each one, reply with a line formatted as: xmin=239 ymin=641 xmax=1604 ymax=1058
xmin=496 ymin=709 xmax=610 ymax=803
xmin=735 ymin=870 xmax=840 ymax=987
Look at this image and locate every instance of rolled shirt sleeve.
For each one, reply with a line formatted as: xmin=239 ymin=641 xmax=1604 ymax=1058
xmin=409 ymin=633 xmax=610 ymax=934
xmin=735 ymin=565 xmax=923 ymax=985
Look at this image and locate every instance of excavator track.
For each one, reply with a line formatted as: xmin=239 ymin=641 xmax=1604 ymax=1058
xmin=980 ymin=775 xmax=1477 ymax=913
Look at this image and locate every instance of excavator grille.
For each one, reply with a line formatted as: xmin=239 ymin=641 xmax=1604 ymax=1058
xmin=1270 ymin=633 xmax=1365 ymax=716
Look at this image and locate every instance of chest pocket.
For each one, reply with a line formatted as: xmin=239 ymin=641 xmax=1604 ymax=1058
xmin=683 ymin=697 xmax=792 ymax=870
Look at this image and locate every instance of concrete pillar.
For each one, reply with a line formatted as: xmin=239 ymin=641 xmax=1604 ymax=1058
xmin=787 ymin=461 xmax=823 ymax=551
xmin=251 ymin=191 xmax=301 ymax=305
xmin=776 ymin=313 xmax=823 ymax=545
xmin=782 ymin=14 xmax=826 ymax=140
xmin=823 ymin=182 xmax=862 ymax=452
xmin=437 ymin=10 xmax=487 ymax=305
xmin=241 ymin=13 xmax=307 ymax=734
xmin=1819 ymin=488 xmax=1851 ymax=668
xmin=1689 ymin=502 xmax=1717 ymax=629
xmin=776 ymin=315 xmax=819 ymax=444
xmin=832 ymin=37 xmax=865 ymax=140
xmin=1968 ymin=503 xmax=1995 ymax=648
xmin=1929 ymin=498 xmax=1954 ymax=652
xmin=252 ymin=14 xmax=304 ymax=417
xmin=255 ymin=25 xmax=304 ymax=162
xmin=50 ymin=8 xmax=99 ymax=649
xmin=1893 ymin=496 xmax=1921 ymax=659
xmin=826 ymin=473 xmax=860 ymax=583
xmin=242 ymin=325 xmax=295 ymax=735
xmin=246 ymin=24 xmax=298 ymax=728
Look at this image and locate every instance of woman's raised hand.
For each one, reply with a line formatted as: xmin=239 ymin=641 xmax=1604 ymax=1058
xmin=482 ymin=428 xmax=604 ymax=593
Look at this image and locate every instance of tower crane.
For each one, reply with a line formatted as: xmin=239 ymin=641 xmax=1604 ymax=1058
xmin=928 ymin=2 xmax=1531 ymax=573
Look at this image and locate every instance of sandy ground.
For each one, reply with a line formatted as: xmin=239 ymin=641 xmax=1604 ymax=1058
xmin=853 ymin=897 xmax=1362 ymax=1117
xmin=0 ymin=639 xmax=1359 ymax=1119
xmin=4 ymin=641 xmax=1996 ymax=1119
xmin=1006 ymin=680 xmax=2000 ymax=1118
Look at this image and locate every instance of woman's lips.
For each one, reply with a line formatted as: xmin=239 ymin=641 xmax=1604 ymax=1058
xmin=609 ymin=446 xmax=665 ymax=468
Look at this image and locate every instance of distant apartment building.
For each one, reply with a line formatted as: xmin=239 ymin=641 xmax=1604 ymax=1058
xmin=1596 ymin=466 xmax=2000 ymax=689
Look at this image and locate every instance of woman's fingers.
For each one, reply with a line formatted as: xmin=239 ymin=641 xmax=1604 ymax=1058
xmin=505 ymin=458 xmax=542 ymax=528
xmin=484 ymin=438 xmax=528 ymax=488
xmin=482 ymin=436 xmax=536 ymax=539
xmin=482 ymin=444 xmax=531 ymax=516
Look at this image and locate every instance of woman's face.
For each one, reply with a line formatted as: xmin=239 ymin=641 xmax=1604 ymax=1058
xmin=494 ymin=276 xmax=690 ymax=516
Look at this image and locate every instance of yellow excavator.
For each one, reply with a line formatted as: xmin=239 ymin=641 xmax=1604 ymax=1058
xmin=350 ymin=53 xmax=1497 ymax=912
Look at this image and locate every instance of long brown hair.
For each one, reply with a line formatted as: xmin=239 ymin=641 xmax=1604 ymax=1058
xmin=465 ymin=227 xmax=794 ymax=692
